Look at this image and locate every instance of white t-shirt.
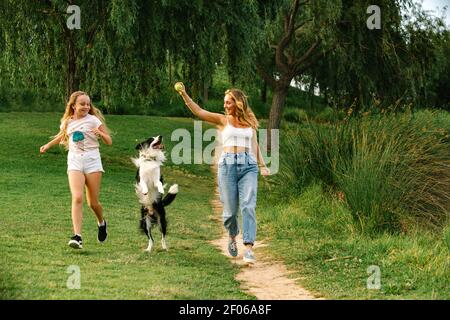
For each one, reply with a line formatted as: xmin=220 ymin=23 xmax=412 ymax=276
xmin=60 ymin=114 xmax=103 ymax=153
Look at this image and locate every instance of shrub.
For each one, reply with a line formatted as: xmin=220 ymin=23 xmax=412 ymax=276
xmin=283 ymin=108 xmax=308 ymax=123
xmin=315 ymin=106 xmax=345 ymax=123
xmin=274 ymin=111 xmax=450 ymax=234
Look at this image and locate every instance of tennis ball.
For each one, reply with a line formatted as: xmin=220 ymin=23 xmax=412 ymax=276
xmin=174 ymin=82 xmax=184 ymax=92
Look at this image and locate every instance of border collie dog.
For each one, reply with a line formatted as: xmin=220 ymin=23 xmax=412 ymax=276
xmin=131 ymin=135 xmax=178 ymax=252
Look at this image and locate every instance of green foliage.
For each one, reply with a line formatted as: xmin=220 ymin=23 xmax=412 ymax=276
xmin=258 ymin=184 xmax=449 ymax=299
xmin=1 ymin=0 xmax=448 ymax=121
xmin=274 ymin=110 xmax=450 ymax=234
xmin=283 ymin=108 xmax=308 ymax=123
xmin=443 ymin=223 xmax=450 ymax=251
xmin=0 ymin=0 xmax=259 ymax=110
xmin=315 ymin=106 xmax=345 ymax=123
xmin=313 ymin=0 xmax=450 ymax=111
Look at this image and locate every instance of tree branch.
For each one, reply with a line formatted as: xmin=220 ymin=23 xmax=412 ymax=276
xmin=295 ymin=43 xmax=337 ymax=75
xmin=292 ymin=38 xmax=321 ymax=71
xmin=294 ymin=19 xmax=311 ymax=33
xmin=285 ymin=50 xmax=294 ymax=65
xmin=275 ymin=0 xmax=302 ymax=73
xmin=256 ymin=64 xmax=277 ymax=88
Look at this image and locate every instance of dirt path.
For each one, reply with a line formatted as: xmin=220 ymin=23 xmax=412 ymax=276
xmin=210 ymin=187 xmax=323 ymax=300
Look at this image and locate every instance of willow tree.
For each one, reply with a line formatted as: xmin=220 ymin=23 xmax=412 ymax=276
xmin=0 ymin=0 xmax=115 ymax=100
xmin=254 ymin=0 xmax=429 ymax=135
xmin=401 ymin=5 xmax=450 ymax=110
xmin=255 ymin=0 xmax=340 ymax=133
xmin=0 ymin=0 xmax=259 ymax=111
xmin=309 ymin=0 xmax=438 ymax=112
xmin=156 ymin=0 xmax=258 ymax=102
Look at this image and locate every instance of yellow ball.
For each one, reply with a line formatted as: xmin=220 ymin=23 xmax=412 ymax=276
xmin=174 ymin=82 xmax=184 ymax=92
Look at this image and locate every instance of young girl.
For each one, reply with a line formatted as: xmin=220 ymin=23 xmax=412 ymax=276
xmin=177 ymin=84 xmax=270 ymax=263
xmin=40 ymin=91 xmax=112 ymax=249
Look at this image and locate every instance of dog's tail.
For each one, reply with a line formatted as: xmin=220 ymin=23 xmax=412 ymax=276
xmin=162 ymin=184 xmax=178 ymax=207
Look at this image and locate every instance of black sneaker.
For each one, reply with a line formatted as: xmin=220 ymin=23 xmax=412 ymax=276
xmin=68 ymin=235 xmax=83 ymax=249
xmin=98 ymin=220 xmax=107 ymax=243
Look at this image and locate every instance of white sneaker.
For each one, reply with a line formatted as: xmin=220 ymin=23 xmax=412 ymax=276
xmin=243 ymin=249 xmax=256 ymax=264
xmin=68 ymin=235 xmax=83 ymax=249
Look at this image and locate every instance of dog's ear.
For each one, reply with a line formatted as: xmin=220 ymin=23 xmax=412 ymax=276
xmin=135 ymin=137 xmax=154 ymax=150
xmin=135 ymin=142 xmax=144 ymax=150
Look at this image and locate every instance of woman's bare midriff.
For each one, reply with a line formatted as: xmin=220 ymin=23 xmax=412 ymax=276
xmin=222 ymin=146 xmax=249 ymax=153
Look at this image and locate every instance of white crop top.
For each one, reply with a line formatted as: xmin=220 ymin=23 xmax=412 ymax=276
xmin=221 ymin=118 xmax=253 ymax=150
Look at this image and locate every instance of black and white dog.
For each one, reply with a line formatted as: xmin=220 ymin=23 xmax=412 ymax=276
xmin=132 ymin=135 xmax=178 ymax=252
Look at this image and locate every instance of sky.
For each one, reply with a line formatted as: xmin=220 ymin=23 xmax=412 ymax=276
xmin=421 ymin=0 xmax=450 ymax=26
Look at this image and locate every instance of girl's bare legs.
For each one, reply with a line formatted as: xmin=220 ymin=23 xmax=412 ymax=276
xmin=85 ymin=172 xmax=104 ymax=224
xmin=68 ymin=171 xmax=86 ymax=235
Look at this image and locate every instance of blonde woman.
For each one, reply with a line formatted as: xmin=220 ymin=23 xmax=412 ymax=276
xmin=40 ymin=91 xmax=112 ymax=249
xmin=178 ymin=85 xmax=269 ymax=263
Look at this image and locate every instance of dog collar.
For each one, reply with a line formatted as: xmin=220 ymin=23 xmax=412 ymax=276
xmin=143 ymin=156 xmax=158 ymax=162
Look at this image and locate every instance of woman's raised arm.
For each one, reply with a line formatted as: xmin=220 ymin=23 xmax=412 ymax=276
xmin=178 ymin=86 xmax=226 ymax=127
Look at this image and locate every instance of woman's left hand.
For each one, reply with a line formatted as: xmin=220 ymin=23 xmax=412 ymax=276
xmin=260 ymin=166 xmax=270 ymax=176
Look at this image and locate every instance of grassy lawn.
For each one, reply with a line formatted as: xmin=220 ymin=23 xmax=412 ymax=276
xmin=1 ymin=112 xmax=447 ymax=300
xmin=0 ymin=112 xmax=251 ymax=299
xmin=255 ymin=110 xmax=449 ymax=300
xmin=258 ymin=183 xmax=449 ymax=300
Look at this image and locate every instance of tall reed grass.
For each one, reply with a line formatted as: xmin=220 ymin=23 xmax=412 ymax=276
xmin=275 ymin=110 xmax=450 ymax=234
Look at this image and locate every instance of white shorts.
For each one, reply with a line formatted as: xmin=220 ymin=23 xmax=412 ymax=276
xmin=67 ymin=150 xmax=104 ymax=174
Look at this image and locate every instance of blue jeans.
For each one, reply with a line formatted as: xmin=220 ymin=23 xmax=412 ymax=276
xmin=218 ymin=151 xmax=258 ymax=245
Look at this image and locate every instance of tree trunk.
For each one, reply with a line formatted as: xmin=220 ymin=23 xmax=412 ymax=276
xmin=267 ymin=84 xmax=289 ymax=150
xmin=309 ymin=77 xmax=315 ymax=110
xmin=203 ymin=79 xmax=209 ymax=104
xmin=66 ymin=33 xmax=79 ymax=100
xmin=269 ymin=85 xmax=289 ymax=129
xmin=168 ymin=55 xmax=173 ymax=85
xmin=261 ymin=81 xmax=267 ymax=103
xmin=192 ymin=81 xmax=199 ymax=103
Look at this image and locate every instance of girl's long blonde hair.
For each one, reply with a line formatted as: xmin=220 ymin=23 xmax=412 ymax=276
xmin=56 ymin=91 xmax=110 ymax=149
xmin=225 ymin=89 xmax=259 ymax=130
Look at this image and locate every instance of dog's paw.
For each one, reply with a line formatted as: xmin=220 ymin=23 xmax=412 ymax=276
xmin=140 ymin=184 xmax=149 ymax=195
xmin=168 ymin=184 xmax=178 ymax=194
xmin=161 ymin=238 xmax=168 ymax=251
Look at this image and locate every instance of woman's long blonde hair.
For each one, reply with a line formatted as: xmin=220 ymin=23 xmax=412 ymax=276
xmin=225 ymin=89 xmax=259 ymax=130
xmin=56 ymin=91 xmax=110 ymax=149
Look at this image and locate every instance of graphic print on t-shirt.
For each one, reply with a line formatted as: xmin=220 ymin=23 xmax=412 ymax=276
xmin=72 ymin=130 xmax=85 ymax=151
xmin=65 ymin=114 xmax=101 ymax=153
xmin=72 ymin=131 xmax=85 ymax=142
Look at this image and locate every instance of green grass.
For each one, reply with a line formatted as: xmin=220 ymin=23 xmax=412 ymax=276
xmin=258 ymin=183 xmax=449 ymax=299
xmin=1 ymin=111 xmax=448 ymax=300
xmin=0 ymin=112 xmax=251 ymax=299
xmin=275 ymin=110 xmax=450 ymax=234
xmin=261 ymin=109 xmax=449 ymax=299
